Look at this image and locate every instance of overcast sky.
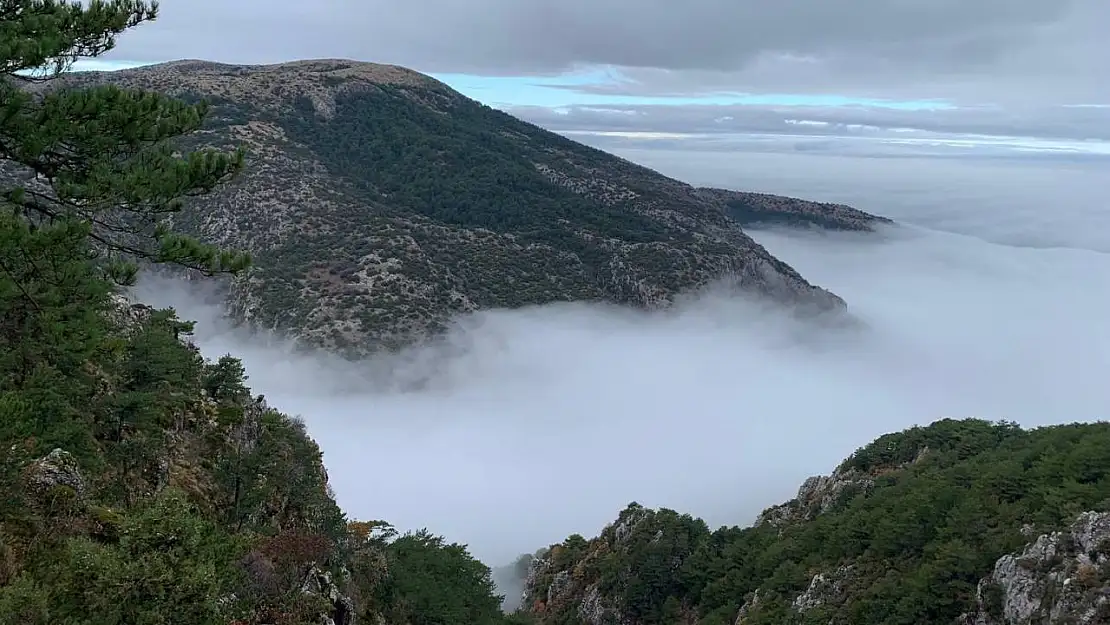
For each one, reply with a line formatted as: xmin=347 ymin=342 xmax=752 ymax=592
xmin=86 ymin=0 xmax=1109 ymax=153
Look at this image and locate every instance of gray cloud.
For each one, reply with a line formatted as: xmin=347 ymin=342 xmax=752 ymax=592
xmin=104 ymin=0 xmax=1107 ymax=105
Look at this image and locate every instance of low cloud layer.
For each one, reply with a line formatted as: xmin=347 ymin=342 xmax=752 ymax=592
xmin=131 ymin=151 xmax=1110 ymax=569
xmin=104 ymin=0 xmax=1107 ymax=106
xmin=510 ymin=101 xmax=1110 ymax=146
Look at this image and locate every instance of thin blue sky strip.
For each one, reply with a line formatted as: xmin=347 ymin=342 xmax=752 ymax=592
xmin=428 ymin=71 xmax=955 ymax=111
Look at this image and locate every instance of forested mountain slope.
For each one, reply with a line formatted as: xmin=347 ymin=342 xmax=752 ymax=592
xmin=41 ymin=59 xmax=888 ymax=354
xmin=513 ymin=419 xmax=1110 ymax=625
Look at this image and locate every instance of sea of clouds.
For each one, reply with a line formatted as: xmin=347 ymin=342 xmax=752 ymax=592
xmin=132 ymin=146 xmax=1110 ymax=586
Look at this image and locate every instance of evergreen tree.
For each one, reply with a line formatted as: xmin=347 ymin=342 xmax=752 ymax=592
xmin=1 ymin=0 xmax=250 ymax=285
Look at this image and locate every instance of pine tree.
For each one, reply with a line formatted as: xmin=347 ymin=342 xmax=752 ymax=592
xmin=0 ymin=0 xmax=250 ymax=285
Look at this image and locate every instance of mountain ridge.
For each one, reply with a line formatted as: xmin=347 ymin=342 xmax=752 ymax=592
xmin=36 ymin=58 xmax=892 ymax=355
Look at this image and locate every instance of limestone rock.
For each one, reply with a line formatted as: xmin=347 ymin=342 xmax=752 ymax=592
xmin=300 ymin=565 xmax=355 ymax=625
xmin=959 ymin=511 xmax=1110 ymax=625
xmin=108 ymin=292 xmax=155 ymax=335
xmin=576 ymin=583 xmax=622 ymax=625
xmin=733 ymin=589 xmax=763 ymax=625
xmin=755 ymin=469 xmax=875 ymax=529
xmin=792 ymin=565 xmax=857 ymax=614
xmin=756 ymin=446 xmax=933 ymax=529
xmin=23 ymin=448 xmax=87 ymax=508
xmin=520 ymin=505 xmax=655 ymax=625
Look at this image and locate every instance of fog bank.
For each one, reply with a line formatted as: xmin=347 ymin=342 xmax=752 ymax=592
xmin=131 ymin=152 xmax=1110 ymax=571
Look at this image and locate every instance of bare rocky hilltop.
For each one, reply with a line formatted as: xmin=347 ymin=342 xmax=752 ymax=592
xmin=57 ymin=59 xmax=891 ymax=353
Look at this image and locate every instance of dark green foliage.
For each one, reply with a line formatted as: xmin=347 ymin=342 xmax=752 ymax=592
xmin=0 ymin=489 xmax=247 ymax=625
xmin=0 ymin=139 xmax=514 ymax=625
xmin=246 ymin=84 xmax=702 ymax=338
xmin=723 ymin=420 xmax=1110 ymax=625
xmin=697 ymin=188 xmax=891 ymax=233
xmin=0 ymin=207 xmax=339 ymax=622
xmin=282 ymin=87 xmax=677 ymax=245
xmin=597 ymin=508 xmax=710 ymax=623
xmin=212 ymin=406 xmax=347 ymax=540
xmin=2 ymin=0 xmax=250 ymax=284
xmin=67 ymin=60 xmax=838 ymax=356
xmin=529 ymin=419 xmax=1110 ymax=625
xmin=720 ymin=198 xmax=855 ymax=231
xmin=836 ymin=417 xmax=1023 ymax=474
xmin=8 ymin=4 xmax=1106 ymax=625
xmin=370 ymin=529 xmax=506 ymax=625
xmin=0 ymin=214 xmax=111 ymax=464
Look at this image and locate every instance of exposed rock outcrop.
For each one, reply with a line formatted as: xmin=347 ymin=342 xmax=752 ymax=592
xmin=523 ymin=542 xmax=625 ymax=625
xmin=301 ymin=565 xmax=355 ymax=625
xmin=960 ymin=511 xmax=1110 ymax=625
xmin=515 ymin=421 xmax=1110 ymax=625
xmin=756 ymin=446 xmax=933 ymax=529
xmin=520 ymin=504 xmax=706 ymax=625
xmin=108 ymin=292 xmax=154 ymax=334
xmin=755 ymin=469 xmax=876 ymax=529
xmin=733 ymin=589 xmax=763 ymax=625
xmin=791 ymin=565 xmax=858 ymax=614
xmin=23 ymin=448 xmax=88 ymax=510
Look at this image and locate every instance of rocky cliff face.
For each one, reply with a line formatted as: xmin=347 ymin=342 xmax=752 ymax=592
xmin=523 ymin=501 xmax=1110 ymax=625
xmin=29 ymin=59 xmax=889 ymax=354
xmin=742 ymin=510 xmax=1110 ymax=625
xmin=959 ymin=511 xmax=1110 ymax=625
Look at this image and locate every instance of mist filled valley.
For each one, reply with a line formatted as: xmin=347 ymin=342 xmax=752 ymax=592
xmin=132 ymin=147 xmax=1110 ymax=568
xmin=5 ymin=1 xmax=1110 ymax=623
